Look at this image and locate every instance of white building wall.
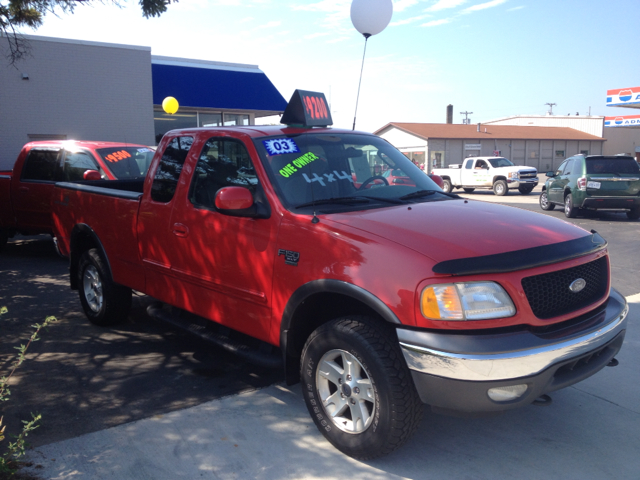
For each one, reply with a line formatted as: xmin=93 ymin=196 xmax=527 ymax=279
xmin=0 ymin=35 xmax=155 ymax=170
xmin=377 ymin=128 xmax=427 ymax=150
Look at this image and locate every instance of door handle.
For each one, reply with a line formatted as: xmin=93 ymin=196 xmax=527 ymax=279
xmin=172 ymin=223 xmax=189 ymax=237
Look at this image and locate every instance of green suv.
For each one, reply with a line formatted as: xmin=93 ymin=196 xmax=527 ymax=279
xmin=540 ymin=154 xmax=640 ymax=219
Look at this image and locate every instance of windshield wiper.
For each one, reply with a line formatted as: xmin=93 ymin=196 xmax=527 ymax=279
xmin=294 ymin=197 xmax=371 ymax=209
xmin=399 ymin=190 xmax=461 ymax=201
xmin=358 ymin=195 xmax=407 ymax=205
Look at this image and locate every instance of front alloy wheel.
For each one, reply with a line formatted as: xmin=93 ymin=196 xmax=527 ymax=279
xmin=539 ymin=191 xmax=555 ymax=211
xmin=300 ymin=316 xmax=423 ymax=460
xmin=316 ymin=349 xmax=375 ymax=434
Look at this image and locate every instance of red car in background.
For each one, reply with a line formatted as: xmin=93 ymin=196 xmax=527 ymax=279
xmin=1 ymin=140 xmax=155 ymax=251
xmin=380 ymin=167 xmax=444 ymax=189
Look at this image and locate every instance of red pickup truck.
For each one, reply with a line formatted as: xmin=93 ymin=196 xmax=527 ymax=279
xmin=0 ymin=140 xmax=154 ymax=251
xmin=52 ymin=91 xmax=627 ymax=459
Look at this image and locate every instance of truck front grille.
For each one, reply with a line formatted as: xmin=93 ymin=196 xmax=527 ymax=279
xmin=521 ymin=256 xmax=608 ymax=319
xmin=519 ymin=170 xmax=538 ymax=179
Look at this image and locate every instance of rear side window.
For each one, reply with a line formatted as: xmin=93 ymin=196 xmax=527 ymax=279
xmin=21 ymin=149 xmax=59 ymax=181
xmin=189 ymin=138 xmax=258 ymax=209
xmin=63 ymin=151 xmax=101 ymax=181
xmin=586 ymin=157 xmax=640 ymax=174
xmin=563 ymin=159 xmax=574 ymax=175
xmin=151 ymin=136 xmax=193 ymax=203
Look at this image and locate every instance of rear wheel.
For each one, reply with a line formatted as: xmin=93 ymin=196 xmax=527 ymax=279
xmin=564 ymin=194 xmax=578 ymax=218
xmin=493 ymin=180 xmax=508 ymax=196
xmin=518 ymin=185 xmax=534 ymax=195
xmin=627 ymin=207 xmax=640 ymax=220
xmin=539 ymin=191 xmax=555 ymax=211
xmin=463 ymin=188 xmax=475 ymax=193
xmin=300 ymin=316 xmax=423 ymax=460
xmin=442 ymin=179 xmax=452 ymax=193
xmin=78 ymin=248 xmax=131 ymax=326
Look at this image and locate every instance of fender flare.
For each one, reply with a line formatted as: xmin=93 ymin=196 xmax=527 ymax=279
xmin=279 ymin=279 xmax=401 ymax=356
xmin=69 ymin=224 xmax=112 ymax=290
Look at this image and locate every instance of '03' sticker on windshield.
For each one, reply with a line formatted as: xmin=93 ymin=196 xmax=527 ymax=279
xmin=263 ymin=138 xmax=300 ymax=156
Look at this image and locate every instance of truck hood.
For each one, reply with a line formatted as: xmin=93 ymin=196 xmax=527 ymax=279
xmin=324 ymin=199 xmax=589 ymax=265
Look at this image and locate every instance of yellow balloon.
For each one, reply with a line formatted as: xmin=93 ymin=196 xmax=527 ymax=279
xmin=162 ymin=96 xmax=179 ymax=115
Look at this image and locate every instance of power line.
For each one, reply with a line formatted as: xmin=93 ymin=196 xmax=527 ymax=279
xmin=460 ymin=111 xmax=473 ymax=124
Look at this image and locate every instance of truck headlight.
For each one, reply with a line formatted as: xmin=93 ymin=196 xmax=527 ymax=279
xmin=421 ymin=282 xmax=516 ymax=320
xmin=508 ymin=171 xmax=519 ymax=179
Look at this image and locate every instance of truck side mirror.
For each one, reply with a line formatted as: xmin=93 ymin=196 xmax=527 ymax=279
xmin=215 ymin=186 xmax=270 ymax=219
xmin=83 ymin=170 xmax=102 ymax=181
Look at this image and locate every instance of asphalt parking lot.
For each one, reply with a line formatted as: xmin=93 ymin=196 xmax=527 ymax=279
xmin=1 ymin=186 xmax=639 ymax=479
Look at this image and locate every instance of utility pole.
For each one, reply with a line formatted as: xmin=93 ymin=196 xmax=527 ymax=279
xmin=545 ymin=103 xmax=556 ymax=115
xmin=460 ymin=111 xmax=473 ymax=124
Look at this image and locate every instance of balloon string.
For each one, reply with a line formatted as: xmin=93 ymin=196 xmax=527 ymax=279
xmin=352 ymin=34 xmax=370 ymax=131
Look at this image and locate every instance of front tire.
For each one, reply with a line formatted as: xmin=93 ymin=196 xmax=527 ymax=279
xmin=564 ymin=193 xmax=578 ymax=218
xmin=539 ymin=191 xmax=555 ymax=211
xmin=442 ymin=179 xmax=452 ymax=193
xmin=518 ymin=185 xmax=534 ymax=195
xmin=493 ymin=180 xmax=508 ymax=196
xmin=300 ymin=316 xmax=423 ymax=460
xmin=78 ymin=248 xmax=131 ymax=326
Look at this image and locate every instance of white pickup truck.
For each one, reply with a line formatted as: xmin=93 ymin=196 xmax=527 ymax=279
xmin=432 ymin=157 xmax=538 ymax=196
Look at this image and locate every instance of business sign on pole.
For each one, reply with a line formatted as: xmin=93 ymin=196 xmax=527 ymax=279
xmin=604 ymin=115 xmax=640 ymax=127
xmin=606 ymin=87 xmax=640 ymax=108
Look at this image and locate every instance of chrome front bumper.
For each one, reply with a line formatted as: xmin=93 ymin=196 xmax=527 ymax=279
xmin=397 ymin=289 xmax=628 ymax=412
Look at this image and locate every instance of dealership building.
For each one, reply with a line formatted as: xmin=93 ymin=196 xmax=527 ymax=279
xmin=0 ymin=35 xmax=287 ymax=170
xmin=375 ymin=122 xmax=605 ymax=173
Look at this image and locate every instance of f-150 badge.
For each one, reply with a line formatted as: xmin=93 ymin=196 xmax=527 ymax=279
xmin=278 ymin=249 xmax=300 ymax=266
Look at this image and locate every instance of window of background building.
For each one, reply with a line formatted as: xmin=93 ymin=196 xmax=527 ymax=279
xmin=154 ymin=109 xmax=197 ymax=145
xmin=224 ymin=114 xmax=249 ymax=126
xmin=200 ymin=113 xmax=222 ymax=127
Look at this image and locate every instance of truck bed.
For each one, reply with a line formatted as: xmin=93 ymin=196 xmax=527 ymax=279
xmin=52 ymin=179 xmax=146 ymax=292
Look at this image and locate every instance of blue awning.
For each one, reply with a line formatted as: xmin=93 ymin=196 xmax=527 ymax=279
xmin=151 ymin=60 xmax=287 ymax=113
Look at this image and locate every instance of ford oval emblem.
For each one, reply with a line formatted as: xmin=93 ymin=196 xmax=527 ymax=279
xmin=569 ymin=278 xmax=587 ymax=293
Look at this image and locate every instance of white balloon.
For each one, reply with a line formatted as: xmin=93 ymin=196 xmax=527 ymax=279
xmin=350 ymin=0 xmax=393 ymax=37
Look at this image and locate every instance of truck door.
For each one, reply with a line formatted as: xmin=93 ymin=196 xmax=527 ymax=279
xmin=461 ymin=158 xmax=490 ymax=186
xmin=137 ymin=135 xmax=194 ymax=304
xmin=12 ymin=147 xmax=61 ymax=233
xmin=167 ymin=135 xmax=277 ymax=343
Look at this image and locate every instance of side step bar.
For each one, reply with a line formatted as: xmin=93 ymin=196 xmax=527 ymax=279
xmin=146 ymin=303 xmax=282 ymax=369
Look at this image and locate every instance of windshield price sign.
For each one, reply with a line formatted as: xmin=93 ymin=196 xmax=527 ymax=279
xmin=281 ymin=89 xmax=333 ymax=127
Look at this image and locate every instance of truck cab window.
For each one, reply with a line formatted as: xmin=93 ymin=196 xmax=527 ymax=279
xmin=63 ymin=151 xmax=102 ymax=181
xmin=151 ymin=136 xmax=193 ymax=203
xmin=189 ymin=138 xmax=258 ymax=209
xmin=21 ymin=149 xmax=59 ymax=182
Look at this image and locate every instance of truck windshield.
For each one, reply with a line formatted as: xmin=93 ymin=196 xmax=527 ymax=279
xmin=488 ymin=158 xmax=514 ymax=168
xmin=96 ymin=147 xmax=155 ymax=179
xmin=253 ymin=133 xmax=445 ymax=212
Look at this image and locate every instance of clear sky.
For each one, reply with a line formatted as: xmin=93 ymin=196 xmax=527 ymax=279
xmin=26 ymin=0 xmax=640 ymax=133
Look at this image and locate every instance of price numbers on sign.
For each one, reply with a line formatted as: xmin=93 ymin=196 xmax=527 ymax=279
xmin=263 ymin=138 xmax=300 ymax=156
xmin=302 ymin=94 xmax=329 ymax=121
xmin=104 ymin=150 xmax=132 ymax=163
